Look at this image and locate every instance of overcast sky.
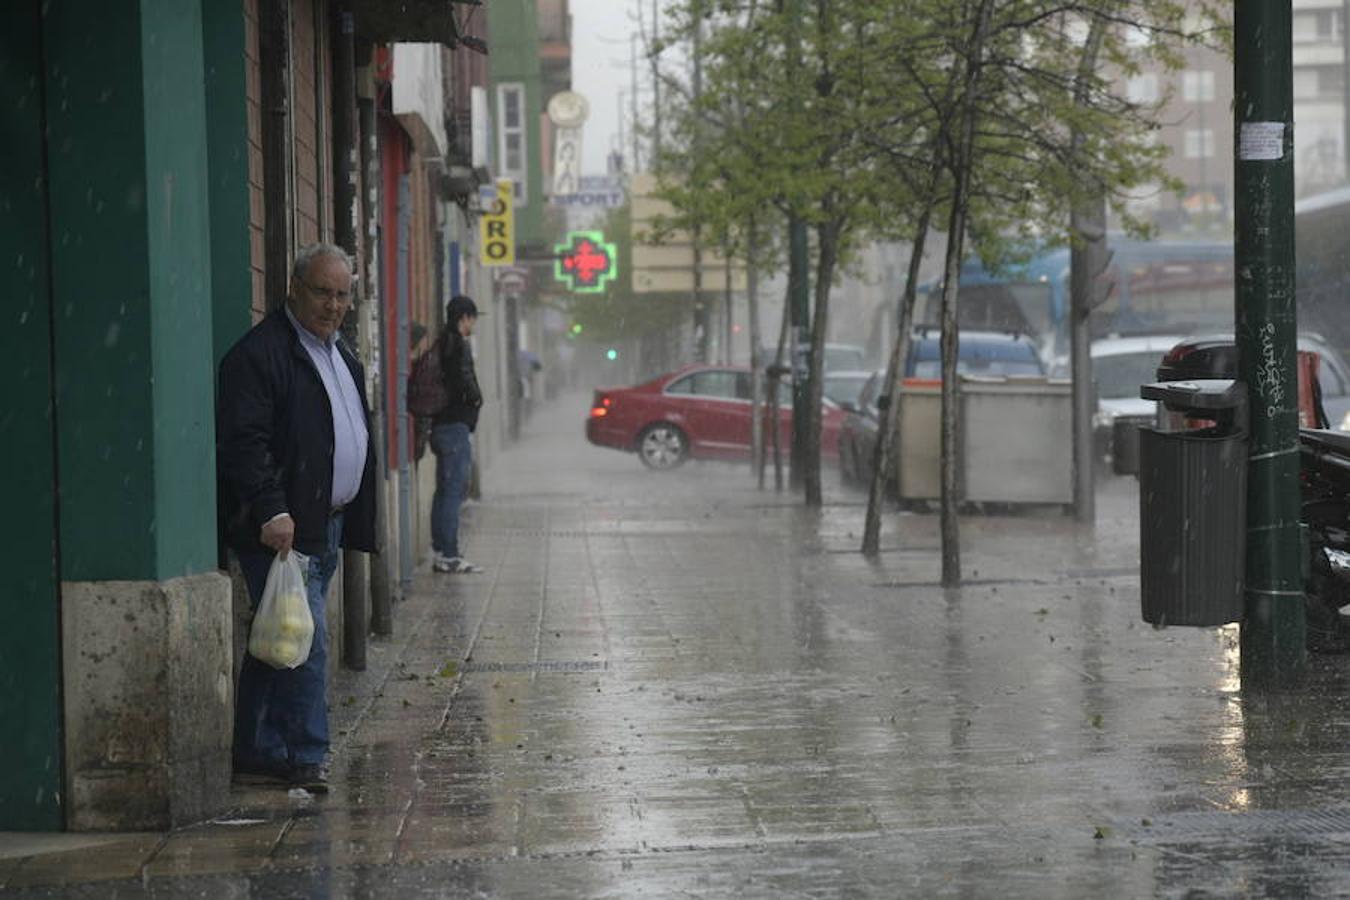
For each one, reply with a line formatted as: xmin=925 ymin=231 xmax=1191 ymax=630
xmin=570 ymin=0 xmax=648 ymax=175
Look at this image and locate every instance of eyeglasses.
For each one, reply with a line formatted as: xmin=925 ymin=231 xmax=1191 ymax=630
xmin=301 ymin=280 xmax=352 ymax=305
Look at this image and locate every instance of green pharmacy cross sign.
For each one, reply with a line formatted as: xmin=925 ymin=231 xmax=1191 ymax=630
xmin=555 ymin=231 xmax=617 ymax=293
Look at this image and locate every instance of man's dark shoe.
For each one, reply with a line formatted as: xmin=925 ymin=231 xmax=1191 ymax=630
xmin=290 ymin=763 xmax=330 ymax=794
xmin=232 ymin=758 xmax=291 ymax=787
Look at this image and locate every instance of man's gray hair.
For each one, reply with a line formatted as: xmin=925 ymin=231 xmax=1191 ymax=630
xmin=292 ymin=242 xmax=353 ymax=280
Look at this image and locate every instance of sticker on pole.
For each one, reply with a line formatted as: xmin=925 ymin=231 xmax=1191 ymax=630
xmin=1239 ymin=122 xmax=1286 ymax=161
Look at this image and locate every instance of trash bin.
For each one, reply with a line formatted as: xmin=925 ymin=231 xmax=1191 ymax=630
xmin=1137 ymin=378 xmax=1247 ymax=626
xmin=1111 ymin=415 xmax=1148 ymax=476
xmin=1153 ymin=338 xmax=1239 ymax=432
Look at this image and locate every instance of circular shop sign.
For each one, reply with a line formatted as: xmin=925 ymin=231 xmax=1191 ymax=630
xmin=547 ymin=91 xmax=590 ymax=128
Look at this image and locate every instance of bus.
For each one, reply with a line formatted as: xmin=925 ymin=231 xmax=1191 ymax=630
xmin=908 ymin=237 xmax=1235 ymax=366
xmin=1295 ymin=186 xmax=1350 ymax=358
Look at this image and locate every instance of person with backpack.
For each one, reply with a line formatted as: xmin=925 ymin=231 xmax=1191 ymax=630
xmin=426 ymin=295 xmax=484 ymax=574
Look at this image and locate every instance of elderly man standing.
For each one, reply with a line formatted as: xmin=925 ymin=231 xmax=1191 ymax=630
xmin=217 ymin=243 xmax=376 ymax=793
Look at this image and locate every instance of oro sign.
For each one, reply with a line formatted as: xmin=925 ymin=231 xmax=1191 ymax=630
xmin=479 ymin=180 xmax=515 ymax=266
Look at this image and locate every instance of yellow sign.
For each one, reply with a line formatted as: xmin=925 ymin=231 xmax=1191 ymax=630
xmin=479 ymin=179 xmax=515 ymax=266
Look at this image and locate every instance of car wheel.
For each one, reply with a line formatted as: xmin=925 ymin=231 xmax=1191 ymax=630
xmin=638 ymin=423 xmax=688 ymax=470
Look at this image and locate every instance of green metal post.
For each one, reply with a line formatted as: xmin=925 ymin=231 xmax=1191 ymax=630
xmin=789 ymin=217 xmax=810 ymax=487
xmin=786 ymin=0 xmax=810 ymax=488
xmin=1235 ymin=0 xmax=1305 ymax=686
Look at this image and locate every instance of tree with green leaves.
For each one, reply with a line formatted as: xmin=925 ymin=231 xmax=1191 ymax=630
xmin=855 ymin=0 xmax=1223 ymax=581
xmin=654 ymin=0 xmax=907 ymax=507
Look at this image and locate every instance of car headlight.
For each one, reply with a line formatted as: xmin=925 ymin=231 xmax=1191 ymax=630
xmin=1339 ymin=411 xmax=1350 ymax=432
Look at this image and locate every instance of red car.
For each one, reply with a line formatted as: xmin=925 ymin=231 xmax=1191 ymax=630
xmin=587 ymin=365 xmax=844 ymax=470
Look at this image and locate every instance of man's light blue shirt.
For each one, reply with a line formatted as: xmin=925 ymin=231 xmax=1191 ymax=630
xmin=286 ymin=306 xmax=369 ymax=509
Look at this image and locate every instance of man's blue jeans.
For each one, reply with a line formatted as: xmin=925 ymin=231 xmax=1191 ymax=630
xmin=233 ymin=514 xmax=342 ymax=768
xmin=431 ymin=422 xmax=473 ymax=559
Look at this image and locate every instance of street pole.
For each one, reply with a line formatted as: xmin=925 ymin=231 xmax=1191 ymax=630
xmin=358 ymin=55 xmax=392 ymax=636
xmin=333 ymin=5 xmax=368 ymax=670
xmin=1235 ymin=0 xmax=1304 ymax=686
xmin=651 ymin=0 xmax=662 ymax=159
xmin=506 ymin=291 xmax=522 ymax=441
xmin=1344 ymin=0 xmax=1350 ymax=180
xmin=631 ymin=33 xmax=641 ymax=173
xmin=691 ymin=0 xmax=709 ymax=363
xmin=787 ymin=0 xmax=810 ymax=489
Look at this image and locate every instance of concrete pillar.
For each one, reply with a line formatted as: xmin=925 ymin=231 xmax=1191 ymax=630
xmin=43 ymin=0 xmax=232 ymax=830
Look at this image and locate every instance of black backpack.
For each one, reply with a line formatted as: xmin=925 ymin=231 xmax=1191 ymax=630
xmin=407 ymin=333 xmax=448 ymax=417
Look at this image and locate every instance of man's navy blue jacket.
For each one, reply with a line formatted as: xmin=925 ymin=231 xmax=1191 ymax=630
xmin=217 ymin=308 xmax=377 ymax=557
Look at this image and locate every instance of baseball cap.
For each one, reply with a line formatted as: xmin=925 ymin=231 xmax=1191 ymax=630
xmin=447 ymin=295 xmax=480 ymax=321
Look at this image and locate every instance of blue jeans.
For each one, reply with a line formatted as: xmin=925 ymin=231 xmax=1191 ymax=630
xmin=233 ymin=514 xmax=342 ymax=768
xmin=431 ymin=422 xmax=473 ymax=558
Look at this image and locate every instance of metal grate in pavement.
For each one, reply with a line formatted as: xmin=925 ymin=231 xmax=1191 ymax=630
xmin=874 ymin=567 xmax=1139 ymax=589
xmin=461 ymin=660 xmax=609 ymax=674
xmin=873 ymin=577 xmax=1050 ymax=589
xmin=1061 ymin=566 xmax=1139 ymax=579
xmin=1126 ymin=807 xmax=1350 ymax=841
xmin=477 ymin=528 xmax=592 ymax=538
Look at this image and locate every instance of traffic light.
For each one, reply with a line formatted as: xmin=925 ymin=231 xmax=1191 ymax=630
xmin=570 ymin=323 xmax=584 ymax=336
xmin=606 ymin=348 xmax=619 ymax=361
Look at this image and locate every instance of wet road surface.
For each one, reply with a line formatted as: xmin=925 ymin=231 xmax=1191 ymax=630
xmin=7 ymin=394 xmax=1350 ymax=897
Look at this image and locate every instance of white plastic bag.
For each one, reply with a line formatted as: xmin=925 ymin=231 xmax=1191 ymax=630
xmin=248 ymin=551 xmax=314 ymax=669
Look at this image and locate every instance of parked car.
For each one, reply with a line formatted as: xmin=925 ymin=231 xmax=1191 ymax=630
xmin=587 ymin=365 xmax=845 ymax=470
xmin=1088 ymin=334 xmax=1189 ymax=469
xmin=823 ymin=369 xmax=873 ymax=409
xmin=906 ymin=328 xmax=1045 ymax=379
xmin=837 ymin=330 xmax=1047 ymax=487
xmin=838 ymin=371 xmax=885 ymax=486
xmin=823 ymin=343 xmax=867 ymax=372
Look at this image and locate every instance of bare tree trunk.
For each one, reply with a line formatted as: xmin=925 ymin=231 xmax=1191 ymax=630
xmin=1069 ymin=14 xmax=1111 ymax=523
xmin=938 ymin=0 xmax=993 ymax=587
xmin=766 ymin=283 xmax=793 ymax=491
xmin=862 ymin=205 xmax=935 ymax=555
xmin=804 ymin=218 xmax=839 ymax=508
xmin=748 ymin=246 xmax=763 ymax=484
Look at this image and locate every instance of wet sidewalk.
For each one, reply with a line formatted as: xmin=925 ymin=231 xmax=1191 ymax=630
xmin=7 ymin=394 xmax=1350 ymax=897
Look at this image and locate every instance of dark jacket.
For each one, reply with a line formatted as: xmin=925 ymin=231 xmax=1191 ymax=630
xmin=434 ymin=327 xmax=483 ymax=431
xmin=217 ymin=308 xmax=378 ymax=557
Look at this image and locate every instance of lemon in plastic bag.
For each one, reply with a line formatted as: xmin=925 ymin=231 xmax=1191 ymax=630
xmin=248 ymin=551 xmax=315 ymax=669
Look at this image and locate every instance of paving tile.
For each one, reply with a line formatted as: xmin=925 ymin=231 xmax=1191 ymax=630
xmin=20 ymin=396 xmax=1350 ymax=897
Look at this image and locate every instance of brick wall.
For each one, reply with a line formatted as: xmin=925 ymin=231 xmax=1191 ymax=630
xmin=248 ymin=0 xmax=340 ymax=320
xmin=245 ymin=0 xmax=265 ymax=320
xmin=291 ymin=0 xmax=320 ymax=247
xmin=409 ymin=158 xmax=433 ymax=339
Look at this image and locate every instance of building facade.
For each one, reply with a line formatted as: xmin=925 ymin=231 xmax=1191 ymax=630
xmin=0 ymin=0 xmax=530 ymax=832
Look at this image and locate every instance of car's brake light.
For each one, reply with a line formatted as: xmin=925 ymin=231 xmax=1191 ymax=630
xmin=591 ymin=406 xmax=608 ymax=418
xmin=1161 ymin=343 xmax=1197 ymax=366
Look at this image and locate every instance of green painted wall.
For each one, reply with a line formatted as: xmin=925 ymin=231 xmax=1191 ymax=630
xmin=0 ymin=0 xmax=65 ymax=832
xmin=488 ymin=0 xmax=544 ymax=246
xmin=143 ymin=0 xmax=219 ymax=577
xmin=45 ymin=0 xmax=218 ymax=583
xmin=203 ymin=0 xmax=253 ymax=366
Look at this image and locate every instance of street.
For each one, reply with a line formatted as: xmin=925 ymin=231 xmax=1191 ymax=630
xmin=5 ymin=394 xmax=1350 ymax=898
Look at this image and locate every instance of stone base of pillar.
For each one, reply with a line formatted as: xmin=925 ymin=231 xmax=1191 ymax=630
xmin=62 ymin=571 xmax=233 ymax=831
